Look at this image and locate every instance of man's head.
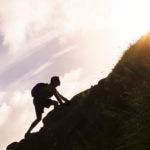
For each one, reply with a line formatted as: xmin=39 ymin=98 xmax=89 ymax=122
xmin=50 ymin=76 xmax=60 ymax=87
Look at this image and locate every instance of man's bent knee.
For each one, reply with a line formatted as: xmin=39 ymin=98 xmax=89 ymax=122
xmin=52 ymin=101 xmax=58 ymax=106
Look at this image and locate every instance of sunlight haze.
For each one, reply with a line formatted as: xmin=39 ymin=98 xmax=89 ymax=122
xmin=0 ymin=0 xmax=150 ymax=149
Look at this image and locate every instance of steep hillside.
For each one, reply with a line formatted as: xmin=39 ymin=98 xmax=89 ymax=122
xmin=7 ymin=33 xmax=150 ymax=150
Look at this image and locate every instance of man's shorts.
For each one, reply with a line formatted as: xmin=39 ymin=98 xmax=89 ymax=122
xmin=33 ymin=98 xmax=55 ymax=117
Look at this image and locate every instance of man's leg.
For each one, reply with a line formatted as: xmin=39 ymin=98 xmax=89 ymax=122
xmin=25 ymin=100 xmax=44 ymax=138
xmin=50 ymin=100 xmax=58 ymax=109
xmin=25 ymin=113 xmax=42 ymax=138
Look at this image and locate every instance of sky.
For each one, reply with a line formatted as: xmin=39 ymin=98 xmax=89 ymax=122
xmin=1 ymin=0 xmax=150 ymax=149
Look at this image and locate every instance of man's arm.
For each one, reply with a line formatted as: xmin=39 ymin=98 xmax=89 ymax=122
xmin=53 ymin=89 xmax=63 ymax=104
xmin=57 ymin=91 xmax=69 ymax=102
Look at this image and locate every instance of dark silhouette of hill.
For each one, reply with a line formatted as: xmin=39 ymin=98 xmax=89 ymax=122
xmin=7 ymin=33 xmax=150 ymax=150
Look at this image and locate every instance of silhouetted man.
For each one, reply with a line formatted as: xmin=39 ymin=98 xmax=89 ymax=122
xmin=25 ymin=76 xmax=69 ymax=138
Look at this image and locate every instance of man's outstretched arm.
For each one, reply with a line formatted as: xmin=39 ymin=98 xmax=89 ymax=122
xmin=57 ymin=91 xmax=69 ymax=102
xmin=53 ymin=89 xmax=63 ymax=104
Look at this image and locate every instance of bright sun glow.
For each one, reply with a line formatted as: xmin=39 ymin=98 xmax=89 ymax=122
xmin=110 ymin=0 xmax=150 ymax=42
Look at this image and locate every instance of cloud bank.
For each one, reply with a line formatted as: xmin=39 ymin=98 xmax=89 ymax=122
xmin=0 ymin=0 xmax=109 ymax=52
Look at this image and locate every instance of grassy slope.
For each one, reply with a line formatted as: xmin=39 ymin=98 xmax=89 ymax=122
xmin=7 ymin=33 xmax=150 ymax=150
xmin=107 ymin=33 xmax=150 ymax=150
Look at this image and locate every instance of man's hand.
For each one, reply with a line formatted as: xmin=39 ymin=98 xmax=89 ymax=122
xmin=64 ymin=100 xmax=71 ymax=105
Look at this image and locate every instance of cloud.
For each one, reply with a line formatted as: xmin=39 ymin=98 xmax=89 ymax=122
xmin=0 ymin=0 xmax=110 ymax=52
xmin=0 ymin=92 xmax=6 ymax=103
xmin=52 ymin=46 xmax=76 ymax=59
xmin=0 ymin=0 xmax=67 ymax=51
xmin=0 ymin=90 xmax=34 ymax=150
xmin=6 ymin=61 xmax=53 ymax=91
xmin=59 ymin=68 xmax=103 ymax=99
xmin=31 ymin=62 xmax=53 ymax=76
xmin=0 ymin=41 xmax=77 ymax=91
xmin=0 ymin=102 xmax=11 ymax=126
xmin=57 ymin=68 xmax=82 ymax=99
